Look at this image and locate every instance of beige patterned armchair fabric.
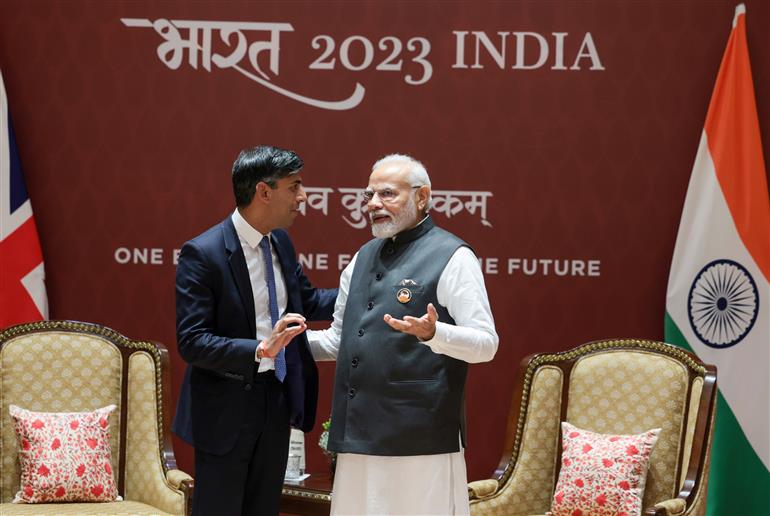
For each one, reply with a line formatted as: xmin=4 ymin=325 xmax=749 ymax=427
xmin=0 ymin=321 xmax=193 ymax=516
xmin=468 ymin=339 xmax=717 ymax=516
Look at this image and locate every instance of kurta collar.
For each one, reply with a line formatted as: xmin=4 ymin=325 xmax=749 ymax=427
xmin=391 ymin=215 xmax=434 ymax=245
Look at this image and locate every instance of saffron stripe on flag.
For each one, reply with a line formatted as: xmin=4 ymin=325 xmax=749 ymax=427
xmin=704 ymin=9 xmax=770 ymax=282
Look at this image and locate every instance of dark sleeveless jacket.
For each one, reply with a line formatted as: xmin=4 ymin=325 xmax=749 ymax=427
xmin=327 ymin=216 xmax=470 ymax=456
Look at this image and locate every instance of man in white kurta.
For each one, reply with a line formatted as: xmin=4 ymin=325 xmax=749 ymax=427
xmin=307 ymin=154 xmax=498 ymax=515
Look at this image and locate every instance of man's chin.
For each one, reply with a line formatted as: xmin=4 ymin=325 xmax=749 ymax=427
xmin=371 ymin=222 xmax=397 ymax=239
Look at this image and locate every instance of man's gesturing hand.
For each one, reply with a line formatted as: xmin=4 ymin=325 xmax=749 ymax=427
xmin=257 ymin=313 xmax=307 ymax=359
xmin=383 ymin=303 xmax=438 ymax=341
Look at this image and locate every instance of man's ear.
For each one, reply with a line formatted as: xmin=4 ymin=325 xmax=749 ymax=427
xmin=416 ymin=185 xmax=430 ymax=212
xmin=255 ymin=181 xmax=272 ymax=204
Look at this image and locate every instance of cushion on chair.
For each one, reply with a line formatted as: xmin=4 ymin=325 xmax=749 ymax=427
xmin=550 ymin=422 xmax=660 ymax=516
xmin=9 ymin=405 xmax=119 ymax=503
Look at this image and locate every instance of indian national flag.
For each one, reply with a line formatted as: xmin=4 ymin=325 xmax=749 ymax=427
xmin=665 ymin=4 xmax=770 ymax=515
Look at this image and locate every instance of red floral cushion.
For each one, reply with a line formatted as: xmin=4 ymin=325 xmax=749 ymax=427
xmin=10 ymin=404 xmax=120 ymax=503
xmin=550 ymin=422 xmax=660 ymax=516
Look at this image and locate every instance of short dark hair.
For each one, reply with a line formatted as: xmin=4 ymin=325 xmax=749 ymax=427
xmin=232 ymin=146 xmax=304 ymax=207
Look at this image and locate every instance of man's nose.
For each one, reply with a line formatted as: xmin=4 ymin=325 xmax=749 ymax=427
xmin=367 ymin=194 xmax=382 ymax=211
xmin=297 ymin=185 xmax=308 ymax=203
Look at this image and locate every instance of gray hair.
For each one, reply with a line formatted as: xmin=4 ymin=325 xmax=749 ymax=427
xmin=372 ymin=154 xmax=432 ymax=211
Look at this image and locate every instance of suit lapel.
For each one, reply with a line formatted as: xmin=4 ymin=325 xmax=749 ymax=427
xmin=223 ymin=217 xmax=257 ymax=338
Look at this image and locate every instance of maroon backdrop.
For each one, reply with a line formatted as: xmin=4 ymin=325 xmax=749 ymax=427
xmin=2 ymin=0 xmax=769 ymax=483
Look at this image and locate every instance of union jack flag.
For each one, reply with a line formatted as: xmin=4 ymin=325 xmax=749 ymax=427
xmin=1 ymin=69 xmax=47 ymax=327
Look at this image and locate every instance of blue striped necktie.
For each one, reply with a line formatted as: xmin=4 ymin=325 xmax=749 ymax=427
xmin=258 ymin=235 xmax=286 ymax=382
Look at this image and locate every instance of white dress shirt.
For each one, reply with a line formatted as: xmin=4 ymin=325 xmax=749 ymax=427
xmin=307 ymin=244 xmax=498 ymax=515
xmin=231 ymin=209 xmax=288 ymax=372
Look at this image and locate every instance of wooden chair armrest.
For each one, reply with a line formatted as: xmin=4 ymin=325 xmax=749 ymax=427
xmin=644 ymin=497 xmax=686 ymax=516
xmin=165 ymin=470 xmax=194 ymax=516
xmin=468 ymin=479 xmax=499 ymax=500
xmin=166 ymin=469 xmax=193 ymax=489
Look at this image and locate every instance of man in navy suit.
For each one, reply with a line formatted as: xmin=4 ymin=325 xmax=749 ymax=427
xmin=173 ymin=145 xmax=337 ymax=516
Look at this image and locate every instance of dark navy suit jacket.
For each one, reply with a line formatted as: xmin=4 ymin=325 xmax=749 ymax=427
xmin=172 ymin=216 xmax=337 ymax=455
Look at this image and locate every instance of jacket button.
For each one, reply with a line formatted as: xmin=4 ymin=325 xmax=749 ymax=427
xmin=375 ymin=273 xmax=383 ymax=281
xmin=386 ymin=247 xmax=394 ymax=255
xmin=348 ymin=388 xmax=356 ymax=399
xmin=351 ymin=357 xmax=359 ymax=367
xmin=244 ymin=384 xmax=252 ymax=391
xmin=367 ymin=302 xmax=374 ymax=310
xmin=358 ymin=329 xmax=365 ymax=337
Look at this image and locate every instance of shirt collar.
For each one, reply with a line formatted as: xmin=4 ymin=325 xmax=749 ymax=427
xmin=231 ymin=209 xmax=267 ymax=249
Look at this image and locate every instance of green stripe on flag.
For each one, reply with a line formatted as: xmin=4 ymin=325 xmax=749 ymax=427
xmin=665 ymin=312 xmax=770 ymax=516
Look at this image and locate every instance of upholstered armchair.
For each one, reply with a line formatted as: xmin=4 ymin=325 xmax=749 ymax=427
xmin=0 ymin=321 xmax=193 ymax=515
xmin=468 ymin=339 xmax=717 ymax=516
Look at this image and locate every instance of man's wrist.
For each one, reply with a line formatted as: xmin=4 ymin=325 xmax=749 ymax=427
xmin=255 ymin=342 xmax=266 ymax=362
xmin=421 ymin=329 xmax=436 ymax=341
xmin=419 ymin=323 xmax=442 ymax=345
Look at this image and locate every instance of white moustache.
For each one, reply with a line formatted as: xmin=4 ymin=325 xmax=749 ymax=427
xmin=369 ymin=211 xmax=392 ymax=222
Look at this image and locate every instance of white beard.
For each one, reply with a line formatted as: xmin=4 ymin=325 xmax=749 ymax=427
xmin=370 ymin=196 xmax=418 ymax=239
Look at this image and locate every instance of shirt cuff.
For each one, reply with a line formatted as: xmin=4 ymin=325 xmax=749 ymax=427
xmin=419 ymin=321 xmax=450 ymax=353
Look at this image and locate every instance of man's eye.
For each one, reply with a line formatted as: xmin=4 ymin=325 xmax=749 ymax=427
xmin=382 ymin=189 xmax=394 ymax=199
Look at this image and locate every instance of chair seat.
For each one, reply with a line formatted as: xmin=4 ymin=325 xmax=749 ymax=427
xmin=0 ymin=500 xmax=175 ymax=515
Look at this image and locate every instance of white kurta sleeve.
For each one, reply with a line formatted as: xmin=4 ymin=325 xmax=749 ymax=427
xmin=421 ymin=246 xmax=499 ymax=363
xmin=306 ymin=254 xmax=357 ymax=361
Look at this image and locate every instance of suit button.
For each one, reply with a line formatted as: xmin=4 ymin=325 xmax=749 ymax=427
xmin=367 ymin=302 xmax=374 ymax=310
xmin=358 ymin=329 xmax=365 ymax=337
xmin=375 ymin=273 xmax=383 ymax=281
xmin=244 ymin=384 xmax=252 ymax=391
xmin=386 ymin=247 xmax=394 ymax=255
xmin=348 ymin=388 xmax=356 ymax=399
xmin=351 ymin=357 xmax=359 ymax=367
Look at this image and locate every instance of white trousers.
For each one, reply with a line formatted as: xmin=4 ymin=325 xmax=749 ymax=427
xmin=330 ymin=450 xmax=470 ymax=516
